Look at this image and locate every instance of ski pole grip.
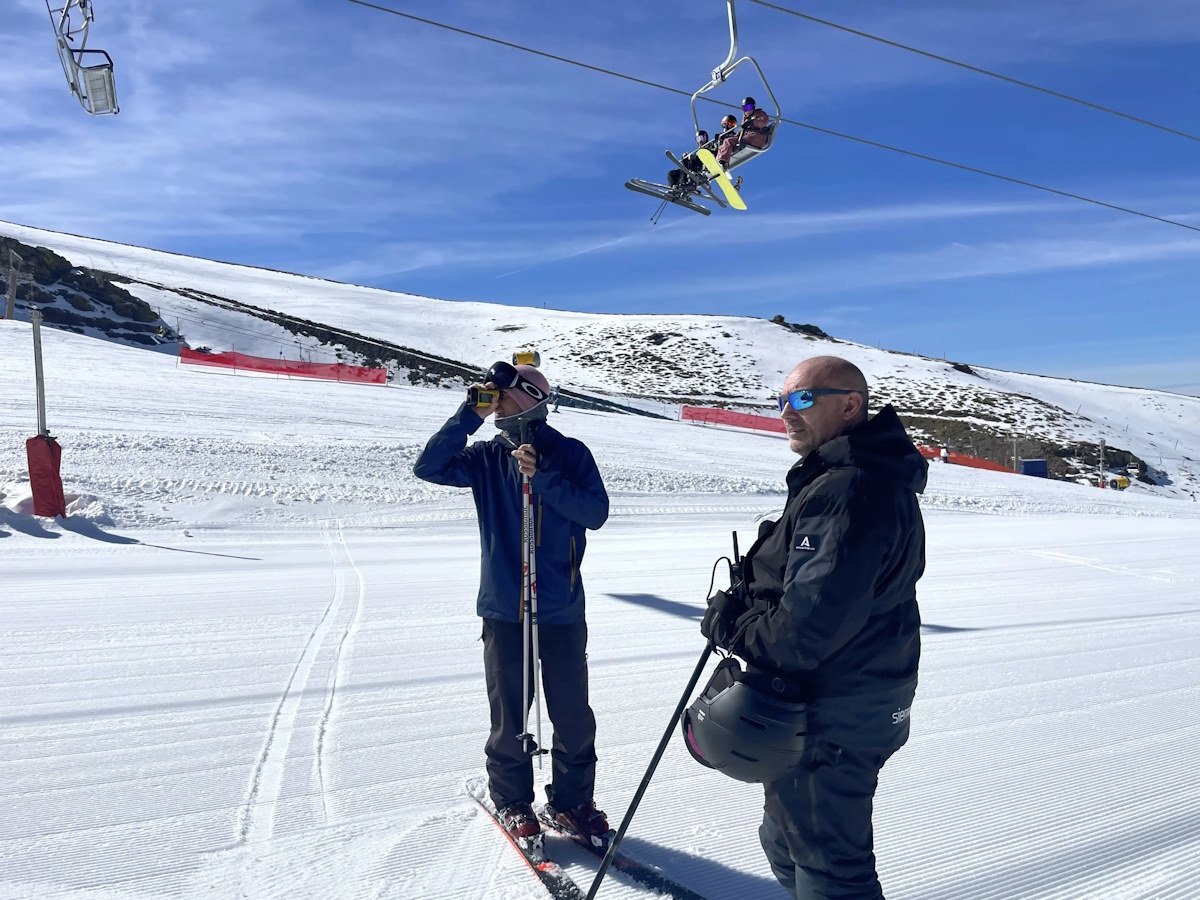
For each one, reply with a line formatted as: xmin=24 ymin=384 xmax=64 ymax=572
xmin=730 ymin=530 xmax=745 ymax=596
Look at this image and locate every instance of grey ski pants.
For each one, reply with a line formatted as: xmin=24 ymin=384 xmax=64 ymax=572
xmin=759 ymin=739 xmax=898 ymax=900
xmin=481 ymin=618 xmax=597 ymax=811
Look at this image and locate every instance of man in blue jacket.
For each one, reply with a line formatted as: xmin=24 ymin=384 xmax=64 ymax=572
xmin=414 ymin=363 xmax=611 ymax=843
xmin=701 ymin=355 xmax=926 ymax=900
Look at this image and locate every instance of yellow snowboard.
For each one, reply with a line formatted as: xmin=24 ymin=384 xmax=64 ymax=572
xmin=695 ymin=148 xmax=747 ymax=211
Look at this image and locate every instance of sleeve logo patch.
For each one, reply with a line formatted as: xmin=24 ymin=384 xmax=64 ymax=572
xmin=794 ymin=534 xmax=818 ymax=552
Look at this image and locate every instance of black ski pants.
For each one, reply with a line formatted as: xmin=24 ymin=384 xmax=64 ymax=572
xmin=759 ymin=739 xmax=898 ymax=900
xmin=481 ymin=618 xmax=597 ymax=812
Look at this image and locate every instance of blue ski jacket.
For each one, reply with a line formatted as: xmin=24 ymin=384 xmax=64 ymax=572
xmin=413 ymin=403 xmax=609 ymax=624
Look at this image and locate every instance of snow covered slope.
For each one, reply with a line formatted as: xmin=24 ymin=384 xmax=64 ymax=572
xmin=3 ymin=322 xmax=1200 ymax=900
xmin=3 ymin=219 xmax=1199 ymax=500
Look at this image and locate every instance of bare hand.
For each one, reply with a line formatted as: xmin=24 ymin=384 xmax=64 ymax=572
xmin=511 ymin=443 xmax=538 ymax=477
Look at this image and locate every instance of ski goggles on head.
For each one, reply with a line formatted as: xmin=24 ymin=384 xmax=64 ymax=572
xmin=742 ymin=102 xmax=756 ymax=112
xmin=485 ymin=361 xmax=550 ymax=408
xmin=485 ymin=360 xmax=522 ymax=389
xmin=777 ymin=388 xmax=859 ymax=412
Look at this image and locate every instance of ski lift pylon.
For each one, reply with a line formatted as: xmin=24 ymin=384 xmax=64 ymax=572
xmin=689 ymin=0 xmax=780 ymax=171
xmin=47 ymin=0 xmax=119 ymax=115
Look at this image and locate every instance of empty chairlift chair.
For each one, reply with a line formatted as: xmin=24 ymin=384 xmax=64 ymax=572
xmin=47 ymin=0 xmax=120 ymax=115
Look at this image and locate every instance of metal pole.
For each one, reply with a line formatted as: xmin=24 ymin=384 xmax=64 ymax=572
xmin=585 ymin=643 xmax=714 ymax=900
xmin=32 ymin=306 xmax=49 ymax=436
xmin=5 ymin=249 xmax=22 ymax=320
xmin=588 ymin=533 xmax=740 ymax=899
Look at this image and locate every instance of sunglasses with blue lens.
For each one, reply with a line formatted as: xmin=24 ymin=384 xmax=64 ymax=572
xmin=778 ymin=388 xmax=859 ymax=412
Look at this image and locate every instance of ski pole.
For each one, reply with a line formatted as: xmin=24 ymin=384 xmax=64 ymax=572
xmin=518 ymin=457 xmax=533 ymax=757
xmin=587 ymin=532 xmax=741 ymax=900
xmin=516 ymin=419 xmax=546 ymax=765
xmin=527 ymin=441 xmax=546 ymax=768
xmin=586 ymin=641 xmax=714 ymax=900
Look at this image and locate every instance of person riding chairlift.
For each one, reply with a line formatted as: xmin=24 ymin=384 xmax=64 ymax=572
xmin=667 ymin=113 xmax=741 ymax=190
xmin=667 ymin=129 xmax=711 ymax=190
xmin=717 ymin=113 xmax=739 ymax=142
xmin=716 ymin=97 xmax=770 ymax=169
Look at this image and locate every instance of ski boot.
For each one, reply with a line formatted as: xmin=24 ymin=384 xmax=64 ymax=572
xmin=545 ymin=800 xmax=612 ymax=849
xmin=498 ymin=802 xmax=543 ymax=855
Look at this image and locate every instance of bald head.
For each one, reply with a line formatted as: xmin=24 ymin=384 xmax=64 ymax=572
xmin=779 ymin=356 xmax=870 ymax=456
xmin=789 ymin=357 xmax=869 ymax=420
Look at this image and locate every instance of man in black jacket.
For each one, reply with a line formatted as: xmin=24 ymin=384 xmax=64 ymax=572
xmin=701 ymin=355 xmax=927 ymax=900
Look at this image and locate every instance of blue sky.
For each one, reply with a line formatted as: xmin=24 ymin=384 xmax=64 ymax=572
xmin=4 ymin=0 xmax=1200 ymax=394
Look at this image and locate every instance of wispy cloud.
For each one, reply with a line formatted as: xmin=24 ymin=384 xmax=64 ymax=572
xmin=310 ymin=198 xmax=1064 ymax=283
xmin=575 ymin=228 xmax=1200 ymax=308
xmin=0 ymin=1 xmax=645 ymax=251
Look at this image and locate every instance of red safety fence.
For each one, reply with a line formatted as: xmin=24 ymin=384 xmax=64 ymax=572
xmin=180 ymin=348 xmax=387 ymax=384
xmin=682 ymin=405 xmax=1014 ymax=472
xmin=681 ymin=405 xmax=786 ymax=434
xmin=917 ymin=446 xmax=1013 ymax=473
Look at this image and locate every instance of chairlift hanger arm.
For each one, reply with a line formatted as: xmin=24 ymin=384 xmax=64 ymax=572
xmin=689 ymin=0 xmax=781 ymax=134
xmin=712 ymin=0 xmax=740 ymax=81
xmin=48 ymin=0 xmax=93 ymax=44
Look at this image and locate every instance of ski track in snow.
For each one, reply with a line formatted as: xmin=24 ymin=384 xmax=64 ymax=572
xmin=236 ymin=521 xmax=365 ymax=850
xmin=235 ymin=529 xmax=340 ymax=847
xmin=315 ymin=519 xmax=366 ymax=823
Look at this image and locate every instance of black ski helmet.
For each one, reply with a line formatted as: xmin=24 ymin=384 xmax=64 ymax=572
xmin=680 ymin=657 xmax=807 ymax=784
xmin=741 ymin=96 xmax=757 ymax=110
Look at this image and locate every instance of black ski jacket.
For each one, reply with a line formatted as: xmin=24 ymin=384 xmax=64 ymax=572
xmin=728 ymin=404 xmax=927 ymax=748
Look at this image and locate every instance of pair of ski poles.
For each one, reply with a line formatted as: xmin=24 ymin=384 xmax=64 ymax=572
xmin=516 ymin=420 xmax=547 ymax=765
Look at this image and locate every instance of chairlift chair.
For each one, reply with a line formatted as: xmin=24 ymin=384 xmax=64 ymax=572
xmin=689 ymin=0 xmax=781 ymax=174
xmin=625 ymin=0 xmax=780 ymax=217
xmin=47 ymin=0 xmax=119 ymax=115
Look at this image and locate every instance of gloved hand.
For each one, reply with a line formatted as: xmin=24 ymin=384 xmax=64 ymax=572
xmin=700 ymin=588 xmax=746 ymax=650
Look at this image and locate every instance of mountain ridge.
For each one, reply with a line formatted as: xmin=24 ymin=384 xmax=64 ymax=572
xmin=2 ymin=219 xmax=1197 ymax=497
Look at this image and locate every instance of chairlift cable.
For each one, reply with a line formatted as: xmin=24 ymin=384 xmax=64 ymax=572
xmin=344 ymin=0 xmax=1200 ymax=236
xmin=749 ymin=0 xmax=1200 ymax=146
xmin=343 ymin=0 xmax=689 ymax=97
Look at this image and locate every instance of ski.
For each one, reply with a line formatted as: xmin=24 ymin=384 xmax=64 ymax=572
xmin=538 ymin=811 xmax=709 ymax=900
xmin=471 ymin=791 xmax=586 ymax=900
xmin=694 ymin=149 xmax=747 ymax=211
xmin=664 ymin=150 xmax=727 ymax=209
xmin=624 ymin=179 xmax=713 ymax=216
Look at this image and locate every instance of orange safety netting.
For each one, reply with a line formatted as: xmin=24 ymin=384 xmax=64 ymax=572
xmin=682 ymin=405 xmax=1014 ymax=472
xmin=680 ymin=405 xmax=786 ymax=433
xmin=180 ymin=348 xmax=387 ymax=384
